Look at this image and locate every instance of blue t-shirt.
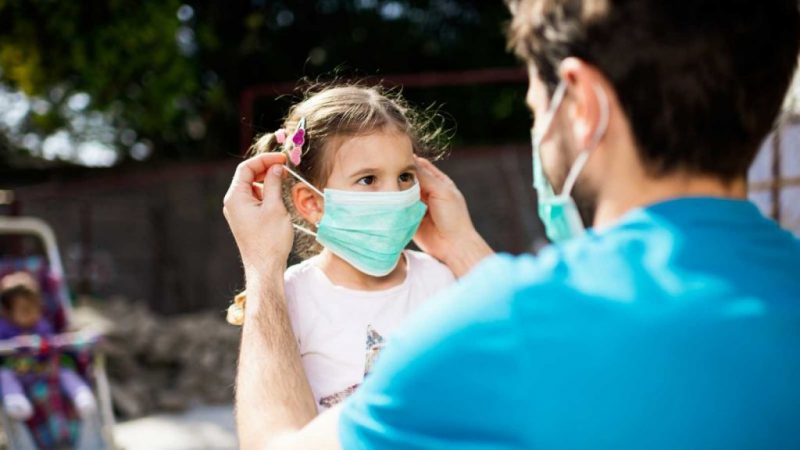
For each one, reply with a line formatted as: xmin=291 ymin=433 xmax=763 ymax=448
xmin=339 ymin=197 xmax=800 ymax=449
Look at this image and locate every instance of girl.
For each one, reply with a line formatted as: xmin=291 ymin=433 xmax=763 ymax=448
xmin=228 ymin=85 xmax=455 ymax=411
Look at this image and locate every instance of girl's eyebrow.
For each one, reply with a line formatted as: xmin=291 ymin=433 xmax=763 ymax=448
xmin=349 ymin=167 xmax=381 ymax=178
xmin=349 ymin=164 xmax=417 ymax=178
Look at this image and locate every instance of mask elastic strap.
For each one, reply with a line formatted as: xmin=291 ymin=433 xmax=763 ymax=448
xmin=561 ymin=84 xmax=610 ymax=197
xmin=533 ymin=82 xmax=568 ymax=149
xmin=282 ymin=164 xmax=324 ymax=197
xmin=280 ymin=165 xmax=322 ymax=237
xmin=292 ymin=223 xmax=317 ymax=237
xmin=560 ymin=152 xmax=591 ymax=197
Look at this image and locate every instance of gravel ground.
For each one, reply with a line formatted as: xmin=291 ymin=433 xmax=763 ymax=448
xmin=114 ymin=405 xmax=237 ymax=450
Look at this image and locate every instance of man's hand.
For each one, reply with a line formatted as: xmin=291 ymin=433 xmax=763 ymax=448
xmin=414 ymin=157 xmax=494 ymax=277
xmin=223 ymin=153 xmax=293 ymax=274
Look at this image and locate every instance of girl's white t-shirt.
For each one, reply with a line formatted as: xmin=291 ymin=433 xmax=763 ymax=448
xmin=285 ymin=250 xmax=455 ymax=411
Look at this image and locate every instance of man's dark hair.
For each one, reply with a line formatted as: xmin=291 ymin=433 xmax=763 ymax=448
xmin=508 ymin=0 xmax=800 ymax=180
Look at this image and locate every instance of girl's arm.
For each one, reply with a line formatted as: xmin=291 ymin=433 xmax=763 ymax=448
xmin=413 ymin=157 xmax=494 ymax=277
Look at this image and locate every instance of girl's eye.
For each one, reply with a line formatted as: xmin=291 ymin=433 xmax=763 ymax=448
xmin=399 ymin=173 xmax=415 ymax=183
xmin=357 ymin=175 xmax=376 ymax=186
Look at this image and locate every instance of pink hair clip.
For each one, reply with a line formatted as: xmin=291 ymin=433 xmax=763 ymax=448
xmin=274 ymin=129 xmax=287 ymax=144
xmin=285 ymin=117 xmax=306 ymax=166
xmin=289 ymin=147 xmax=302 ymax=165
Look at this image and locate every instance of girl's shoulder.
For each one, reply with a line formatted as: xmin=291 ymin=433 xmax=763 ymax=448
xmin=404 ymin=250 xmax=456 ymax=285
xmin=283 ymin=257 xmax=321 ymax=289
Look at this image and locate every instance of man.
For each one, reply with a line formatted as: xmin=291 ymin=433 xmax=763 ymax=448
xmin=223 ymin=0 xmax=800 ymax=448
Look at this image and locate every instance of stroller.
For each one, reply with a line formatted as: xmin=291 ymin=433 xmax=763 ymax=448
xmin=0 ymin=216 xmax=116 ymax=449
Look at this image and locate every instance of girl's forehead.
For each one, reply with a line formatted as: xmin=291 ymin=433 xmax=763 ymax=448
xmin=333 ymin=131 xmax=414 ymax=168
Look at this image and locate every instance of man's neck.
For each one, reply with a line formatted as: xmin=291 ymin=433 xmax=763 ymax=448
xmin=593 ymin=171 xmax=748 ymax=231
xmin=316 ymin=249 xmax=407 ymax=291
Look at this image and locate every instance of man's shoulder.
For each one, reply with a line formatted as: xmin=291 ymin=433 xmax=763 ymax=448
xmin=392 ymin=252 xmax=557 ymax=350
xmin=423 ymin=235 xmax=646 ymax=335
xmin=454 ymin=243 xmax=597 ymax=306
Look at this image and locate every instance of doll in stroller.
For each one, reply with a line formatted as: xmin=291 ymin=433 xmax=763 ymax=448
xmin=0 ymin=272 xmax=97 ymax=423
xmin=0 ymin=217 xmax=116 ymax=450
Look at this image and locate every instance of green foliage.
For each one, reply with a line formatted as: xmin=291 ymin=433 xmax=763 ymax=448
xmin=0 ymin=0 xmax=530 ymax=166
xmin=0 ymin=0 xmax=211 ymax=162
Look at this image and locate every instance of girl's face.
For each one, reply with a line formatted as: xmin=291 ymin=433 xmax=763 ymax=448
xmin=291 ymin=128 xmax=418 ymax=226
xmin=325 ymin=129 xmax=417 ymax=192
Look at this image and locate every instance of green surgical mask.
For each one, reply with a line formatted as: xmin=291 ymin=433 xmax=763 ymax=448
xmin=285 ymin=166 xmax=427 ymax=277
xmin=531 ymin=81 xmax=609 ymax=243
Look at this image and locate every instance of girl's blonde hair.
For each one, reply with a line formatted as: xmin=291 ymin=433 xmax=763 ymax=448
xmin=249 ymin=83 xmax=450 ymax=259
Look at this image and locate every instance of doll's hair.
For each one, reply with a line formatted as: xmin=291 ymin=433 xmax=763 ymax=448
xmin=249 ymin=82 xmax=450 ymax=259
xmin=0 ymin=272 xmax=42 ymax=312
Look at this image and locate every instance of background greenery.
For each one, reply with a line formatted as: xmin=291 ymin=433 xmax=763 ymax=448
xmin=0 ymin=0 xmax=531 ymax=169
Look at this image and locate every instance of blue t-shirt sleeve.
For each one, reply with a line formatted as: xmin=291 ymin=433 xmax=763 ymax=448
xmin=339 ymin=255 xmax=529 ymax=450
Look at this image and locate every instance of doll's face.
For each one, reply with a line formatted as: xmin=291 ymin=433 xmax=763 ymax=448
xmin=7 ymin=295 xmax=42 ymax=329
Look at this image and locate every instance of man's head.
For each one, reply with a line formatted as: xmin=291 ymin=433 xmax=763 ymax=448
xmin=508 ymin=0 xmax=800 ymax=225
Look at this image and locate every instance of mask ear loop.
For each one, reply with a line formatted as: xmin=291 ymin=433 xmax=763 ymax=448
xmin=282 ymin=164 xmax=323 ymax=196
xmin=560 ymin=84 xmax=610 ymax=198
xmin=281 ymin=164 xmax=322 ymax=237
xmin=533 ymin=82 xmax=568 ymax=149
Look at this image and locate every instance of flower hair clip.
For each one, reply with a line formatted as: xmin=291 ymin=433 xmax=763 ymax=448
xmin=275 ymin=117 xmax=306 ymax=166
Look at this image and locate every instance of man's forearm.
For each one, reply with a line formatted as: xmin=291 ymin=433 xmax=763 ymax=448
xmin=445 ymin=231 xmax=494 ymax=278
xmin=235 ymin=266 xmax=317 ymax=450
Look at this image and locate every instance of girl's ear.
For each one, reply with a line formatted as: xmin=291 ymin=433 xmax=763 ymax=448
xmin=291 ymin=183 xmax=324 ymax=224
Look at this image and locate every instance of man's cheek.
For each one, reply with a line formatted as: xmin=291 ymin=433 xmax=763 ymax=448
xmin=540 ymin=139 xmax=568 ymax=190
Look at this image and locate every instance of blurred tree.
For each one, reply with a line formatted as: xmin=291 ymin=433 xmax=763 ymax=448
xmin=0 ymin=0 xmax=217 ymax=164
xmin=0 ymin=0 xmax=528 ymax=167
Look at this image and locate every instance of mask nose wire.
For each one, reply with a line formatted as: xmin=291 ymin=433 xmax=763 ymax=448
xmin=277 ymin=164 xmax=321 ymax=237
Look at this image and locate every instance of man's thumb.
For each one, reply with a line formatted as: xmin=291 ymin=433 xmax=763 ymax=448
xmin=261 ymin=164 xmax=285 ymax=209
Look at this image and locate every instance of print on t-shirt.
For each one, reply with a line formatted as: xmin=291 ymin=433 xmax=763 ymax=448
xmin=319 ymin=324 xmax=385 ymax=408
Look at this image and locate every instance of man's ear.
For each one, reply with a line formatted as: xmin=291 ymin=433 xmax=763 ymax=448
xmin=292 ymin=183 xmax=324 ymax=224
xmin=559 ymin=57 xmax=611 ymax=151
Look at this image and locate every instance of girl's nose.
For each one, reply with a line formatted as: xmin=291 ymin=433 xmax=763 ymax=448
xmin=381 ymin=180 xmax=402 ymax=192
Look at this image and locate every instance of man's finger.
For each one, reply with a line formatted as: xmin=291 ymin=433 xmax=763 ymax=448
xmin=252 ymin=182 xmax=264 ymax=202
xmin=415 ymin=157 xmax=450 ymax=199
xmin=415 ymin=156 xmax=453 ymax=186
xmin=225 ymin=153 xmax=287 ymax=204
xmin=261 ymin=164 xmax=285 ymax=210
xmin=235 ymin=153 xmax=287 ymax=186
